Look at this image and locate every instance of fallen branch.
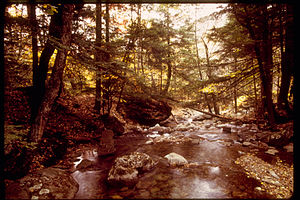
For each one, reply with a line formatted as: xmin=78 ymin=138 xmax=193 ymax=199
xmin=185 ymin=105 xmax=247 ymax=123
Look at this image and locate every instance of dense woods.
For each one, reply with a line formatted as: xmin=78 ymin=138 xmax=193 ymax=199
xmin=4 ymin=3 xmax=294 ymax=199
xmin=4 ymin=3 xmax=294 ymax=140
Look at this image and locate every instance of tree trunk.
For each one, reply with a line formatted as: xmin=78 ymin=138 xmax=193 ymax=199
xmin=193 ymin=9 xmax=211 ymax=112
xmin=162 ymin=8 xmax=172 ymax=95
xmin=102 ymin=3 xmax=110 ymax=115
xmin=30 ymin=4 xmax=75 ymax=143
xmin=201 ymin=37 xmax=218 ymax=114
xmin=28 ymin=4 xmax=38 ymax=87
xmin=234 ymin=4 xmax=275 ymax=125
xmin=30 ymin=7 xmax=65 ymax=122
xmin=233 ymin=56 xmax=238 ymax=114
xmin=94 ymin=2 xmax=102 ymax=113
xmin=278 ymin=4 xmax=294 ymax=112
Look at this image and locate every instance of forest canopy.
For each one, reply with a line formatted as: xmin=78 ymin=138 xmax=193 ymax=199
xmin=4 ymin=3 xmax=294 ymax=142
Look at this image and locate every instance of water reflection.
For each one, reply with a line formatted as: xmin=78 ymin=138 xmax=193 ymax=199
xmin=72 ymin=170 xmax=106 ymax=199
xmin=184 ymin=177 xmax=228 ymax=198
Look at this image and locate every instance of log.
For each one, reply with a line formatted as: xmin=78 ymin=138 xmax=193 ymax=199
xmin=185 ymin=105 xmax=247 ymax=123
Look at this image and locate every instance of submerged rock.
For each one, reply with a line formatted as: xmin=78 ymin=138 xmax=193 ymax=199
xmin=164 ymin=152 xmax=188 ymax=166
xmin=107 ymin=152 xmax=157 ymax=186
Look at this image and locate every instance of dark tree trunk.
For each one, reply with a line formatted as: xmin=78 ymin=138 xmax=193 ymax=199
xmin=28 ymin=4 xmax=38 ymax=87
xmin=102 ymin=3 xmax=111 ymax=115
xmin=94 ymin=2 xmax=102 ymax=113
xmin=30 ymin=7 xmax=65 ymax=122
xmin=233 ymin=4 xmax=275 ymax=125
xmin=30 ymin=5 xmax=75 ymax=143
xmin=278 ymin=4 xmax=294 ymax=112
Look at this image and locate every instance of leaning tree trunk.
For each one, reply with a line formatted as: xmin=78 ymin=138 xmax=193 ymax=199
xmin=30 ymin=5 xmax=75 ymax=143
xmin=30 ymin=6 xmax=65 ymax=122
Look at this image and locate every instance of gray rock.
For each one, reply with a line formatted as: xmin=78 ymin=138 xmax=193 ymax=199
xmin=164 ymin=152 xmax=188 ymax=166
xmin=107 ymin=152 xmax=157 ymax=186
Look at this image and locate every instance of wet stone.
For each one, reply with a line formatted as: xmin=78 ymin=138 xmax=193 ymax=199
xmin=138 ymin=190 xmax=151 ymax=198
xmin=154 ymin=174 xmax=170 ymax=181
xmin=265 ymin=148 xmax=279 ymax=155
xmin=39 ymin=188 xmax=50 ymax=195
xmin=164 ymin=152 xmax=188 ymax=166
xmin=76 ymin=159 xmax=95 ymax=171
xmin=136 ymin=179 xmax=157 ymax=189
xmin=242 ymin=141 xmax=252 ymax=146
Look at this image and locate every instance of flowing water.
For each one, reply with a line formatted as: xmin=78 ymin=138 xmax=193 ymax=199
xmin=67 ymin=113 xmax=292 ymax=199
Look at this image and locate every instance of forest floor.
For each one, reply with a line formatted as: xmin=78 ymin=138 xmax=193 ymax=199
xmin=4 ymin=89 xmax=294 ymax=199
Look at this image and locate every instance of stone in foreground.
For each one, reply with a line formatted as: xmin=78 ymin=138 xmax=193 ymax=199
xmin=5 ymin=167 xmax=79 ymax=199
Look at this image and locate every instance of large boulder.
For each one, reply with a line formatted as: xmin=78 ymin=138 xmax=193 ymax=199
xmin=118 ymin=96 xmax=172 ymax=126
xmin=5 ymin=167 xmax=79 ymax=199
xmin=107 ymin=152 xmax=157 ymax=186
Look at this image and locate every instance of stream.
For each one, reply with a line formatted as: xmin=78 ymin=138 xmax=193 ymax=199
xmin=62 ymin=109 xmax=292 ymax=199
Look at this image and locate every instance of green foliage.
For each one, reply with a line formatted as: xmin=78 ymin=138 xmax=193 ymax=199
xmin=4 ymin=124 xmax=38 ymax=151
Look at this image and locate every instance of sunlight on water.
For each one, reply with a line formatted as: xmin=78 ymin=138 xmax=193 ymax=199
xmin=185 ymin=177 xmax=227 ymax=198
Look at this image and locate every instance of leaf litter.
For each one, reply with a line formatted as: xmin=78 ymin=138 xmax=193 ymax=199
xmin=235 ymin=153 xmax=293 ymax=198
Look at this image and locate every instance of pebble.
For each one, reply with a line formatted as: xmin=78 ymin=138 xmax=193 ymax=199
xmin=242 ymin=141 xmax=252 ymax=146
xmin=262 ymin=176 xmax=281 ymax=186
xmin=255 ymin=186 xmax=262 ymax=191
xmin=268 ymin=169 xmax=280 ymax=179
xmin=39 ymin=188 xmax=50 ymax=195
xmin=265 ymin=148 xmax=279 ymax=155
xmin=145 ymin=140 xmax=153 ymax=145
xmin=29 ymin=183 xmax=43 ymax=192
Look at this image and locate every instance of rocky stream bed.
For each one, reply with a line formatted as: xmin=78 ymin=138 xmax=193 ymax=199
xmin=5 ymin=107 xmax=294 ymax=199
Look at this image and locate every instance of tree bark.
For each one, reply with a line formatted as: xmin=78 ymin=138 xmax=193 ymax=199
xmin=201 ymin=37 xmax=219 ymax=114
xmin=30 ymin=7 xmax=64 ymax=122
xmin=28 ymin=4 xmax=38 ymax=87
xmin=94 ymin=2 xmax=102 ymax=112
xmin=233 ymin=4 xmax=275 ymax=125
xmin=193 ymin=11 xmax=211 ymax=112
xmin=30 ymin=4 xmax=75 ymax=143
xmin=278 ymin=4 xmax=294 ymax=112
xmin=162 ymin=8 xmax=172 ymax=95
